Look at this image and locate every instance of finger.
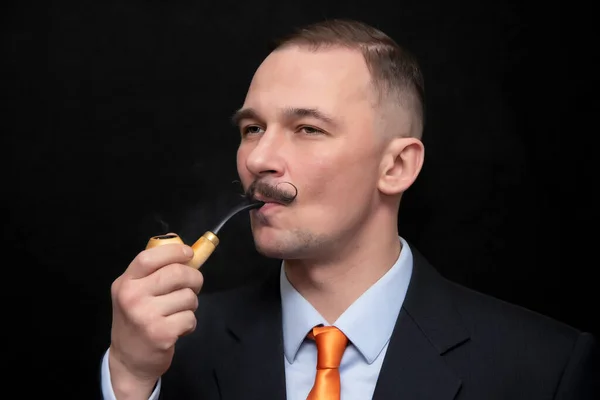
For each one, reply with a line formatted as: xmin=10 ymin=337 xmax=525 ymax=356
xmin=165 ymin=310 xmax=197 ymax=338
xmin=146 ymin=263 xmax=204 ymax=296
xmin=127 ymin=242 xmax=194 ymax=279
xmin=153 ymin=288 xmax=199 ymax=316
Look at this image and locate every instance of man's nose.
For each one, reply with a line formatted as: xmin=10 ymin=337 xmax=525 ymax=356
xmin=245 ymin=130 xmax=285 ymax=177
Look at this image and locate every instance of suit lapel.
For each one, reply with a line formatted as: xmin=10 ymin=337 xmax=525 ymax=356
xmin=211 ymin=244 xmax=470 ymax=400
xmin=372 ymin=244 xmax=470 ymax=400
xmin=214 ymin=267 xmax=287 ymax=400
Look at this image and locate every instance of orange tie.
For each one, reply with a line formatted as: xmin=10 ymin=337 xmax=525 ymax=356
xmin=306 ymin=326 xmax=348 ymax=400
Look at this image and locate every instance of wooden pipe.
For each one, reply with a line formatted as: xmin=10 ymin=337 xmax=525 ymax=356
xmin=144 ymin=198 xmax=264 ymax=269
xmin=146 ymin=231 xmax=220 ymax=270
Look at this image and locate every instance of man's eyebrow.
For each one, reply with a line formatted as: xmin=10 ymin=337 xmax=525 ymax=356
xmin=231 ymin=107 xmax=339 ymax=128
xmin=282 ymin=107 xmax=338 ymax=127
xmin=230 ymin=108 xmax=259 ymax=127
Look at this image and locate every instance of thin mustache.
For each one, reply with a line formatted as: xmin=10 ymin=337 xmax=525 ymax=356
xmin=245 ymin=181 xmax=298 ymax=204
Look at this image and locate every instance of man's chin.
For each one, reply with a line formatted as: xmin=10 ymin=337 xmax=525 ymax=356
xmin=253 ymin=239 xmax=287 ymax=259
xmin=250 ymin=227 xmax=318 ymax=259
xmin=252 ymin=236 xmax=316 ymax=261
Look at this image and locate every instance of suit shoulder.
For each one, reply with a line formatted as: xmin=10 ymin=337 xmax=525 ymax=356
xmin=443 ymin=276 xmax=586 ymax=347
xmin=437 ymin=276 xmax=599 ymax=396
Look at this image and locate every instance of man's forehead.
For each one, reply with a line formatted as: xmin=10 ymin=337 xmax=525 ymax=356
xmin=244 ymin=45 xmax=374 ymax=110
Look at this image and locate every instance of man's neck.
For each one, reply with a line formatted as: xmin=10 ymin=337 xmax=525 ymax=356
xmin=283 ymin=226 xmax=402 ymax=324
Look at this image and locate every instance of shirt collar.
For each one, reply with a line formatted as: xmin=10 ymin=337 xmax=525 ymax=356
xmin=280 ymin=236 xmax=413 ymax=364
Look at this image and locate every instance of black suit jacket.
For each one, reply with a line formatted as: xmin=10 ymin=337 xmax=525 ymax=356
xmin=158 ymin=245 xmax=599 ymax=399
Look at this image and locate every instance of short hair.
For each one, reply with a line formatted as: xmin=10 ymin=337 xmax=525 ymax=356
xmin=273 ymin=19 xmax=426 ymax=138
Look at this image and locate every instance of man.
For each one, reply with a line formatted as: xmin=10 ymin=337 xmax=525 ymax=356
xmin=100 ymin=19 xmax=598 ymax=399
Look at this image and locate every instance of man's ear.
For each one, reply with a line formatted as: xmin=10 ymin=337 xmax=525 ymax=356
xmin=377 ymin=137 xmax=425 ymax=195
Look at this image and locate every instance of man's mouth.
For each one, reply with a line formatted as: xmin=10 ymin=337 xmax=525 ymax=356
xmin=253 ymin=194 xmax=284 ymax=206
xmin=250 ymin=196 xmax=286 ymax=215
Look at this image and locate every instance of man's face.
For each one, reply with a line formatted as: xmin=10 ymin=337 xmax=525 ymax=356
xmin=235 ymin=45 xmax=388 ymax=260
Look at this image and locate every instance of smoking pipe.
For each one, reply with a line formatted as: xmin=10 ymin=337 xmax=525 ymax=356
xmin=145 ymin=198 xmax=264 ymax=269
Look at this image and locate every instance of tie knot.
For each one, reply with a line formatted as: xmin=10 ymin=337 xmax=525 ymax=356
xmin=308 ymin=326 xmax=348 ymax=369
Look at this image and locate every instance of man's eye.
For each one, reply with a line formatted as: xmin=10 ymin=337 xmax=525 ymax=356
xmin=299 ymin=126 xmax=324 ymax=135
xmin=243 ymin=125 xmax=265 ymax=135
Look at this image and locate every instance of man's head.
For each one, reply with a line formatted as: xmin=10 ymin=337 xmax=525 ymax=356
xmin=234 ymin=19 xmax=426 ymax=260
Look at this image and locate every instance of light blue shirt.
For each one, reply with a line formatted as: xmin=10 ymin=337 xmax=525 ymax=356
xmin=101 ymin=237 xmax=413 ymax=400
xmin=281 ymin=236 xmax=413 ymax=399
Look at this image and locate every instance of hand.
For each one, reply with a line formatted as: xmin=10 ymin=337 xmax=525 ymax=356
xmin=108 ymin=237 xmax=203 ymax=399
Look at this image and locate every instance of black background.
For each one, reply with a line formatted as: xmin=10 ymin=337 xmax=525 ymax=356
xmin=3 ymin=0 xmax=595 ymax=397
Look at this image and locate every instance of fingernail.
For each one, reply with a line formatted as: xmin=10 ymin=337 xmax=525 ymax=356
xmin=183 ymin=246 xmax=194 ymax=258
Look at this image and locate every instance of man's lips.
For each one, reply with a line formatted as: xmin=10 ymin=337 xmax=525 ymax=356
xmin=258 ymin=202 xmax=281 ymax=211
xmin=251 ymin=197 xmax=285 ymax=214
xmin=252 ymin=194 xmax=284 ymax=206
